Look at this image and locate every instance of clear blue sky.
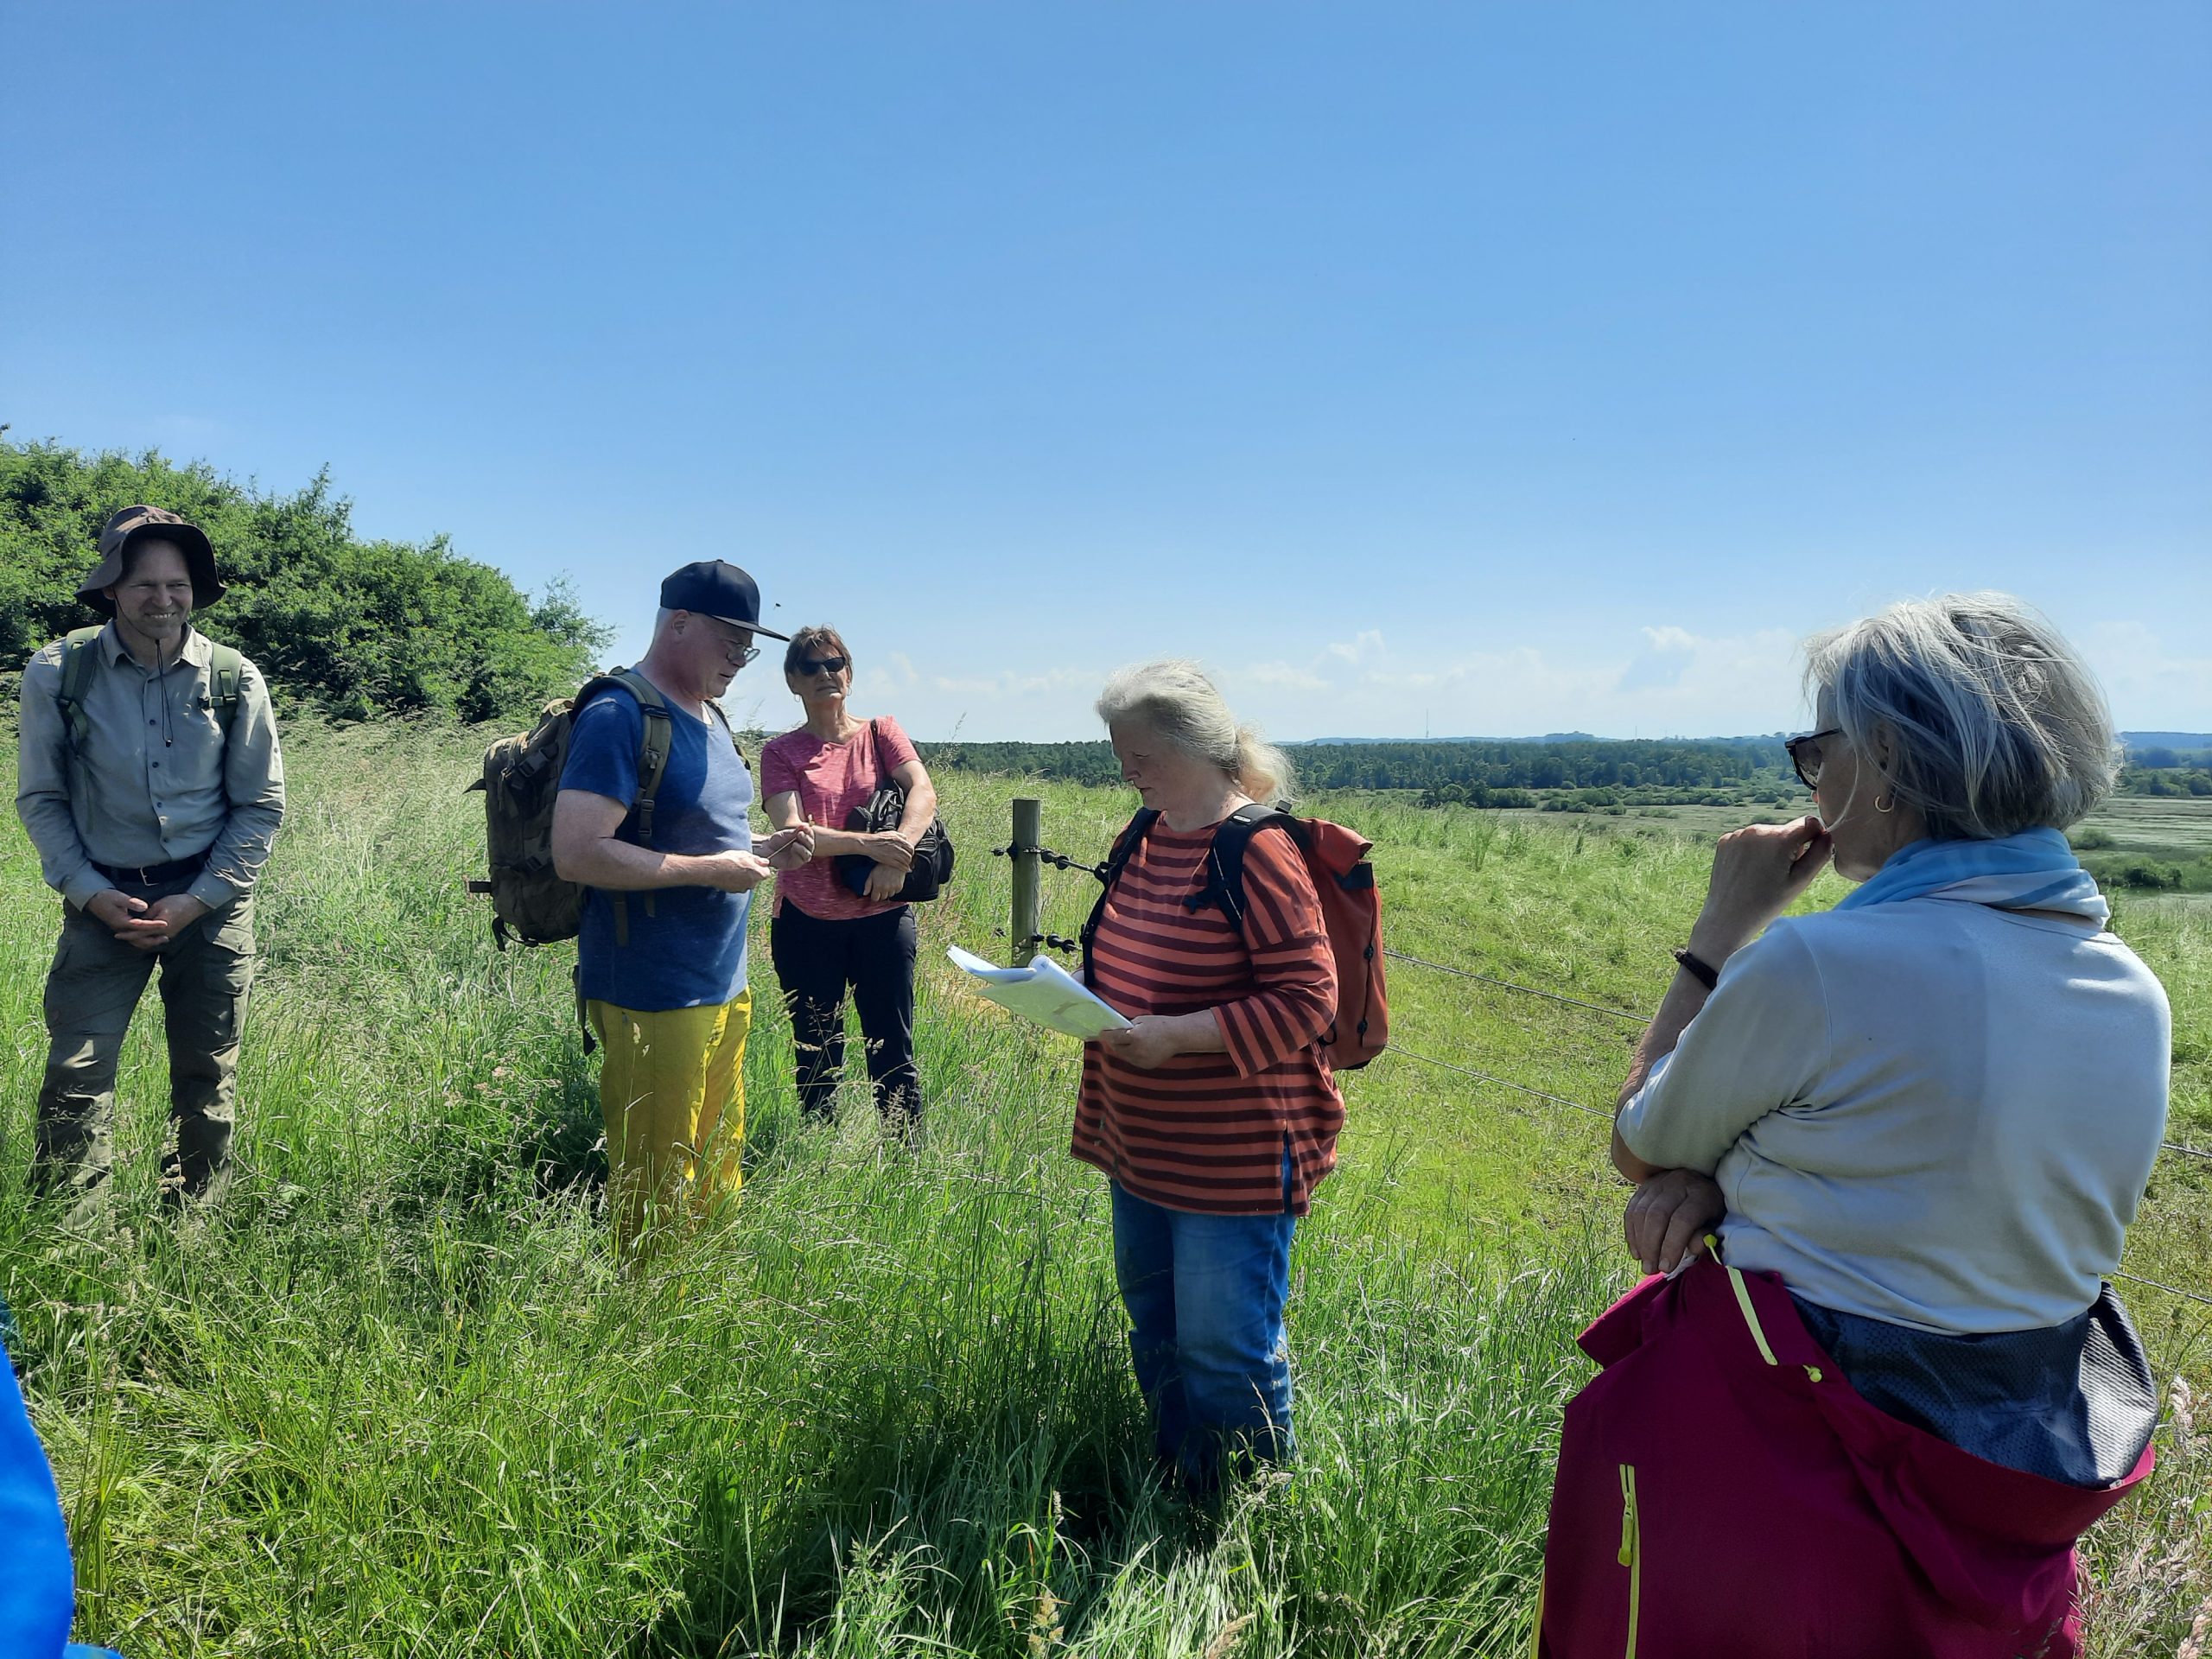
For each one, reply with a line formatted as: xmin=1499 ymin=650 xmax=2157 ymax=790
xmin=5 ymin=3 xmax=2208 ymax=740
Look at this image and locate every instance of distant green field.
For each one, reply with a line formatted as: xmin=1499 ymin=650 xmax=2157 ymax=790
xmin=1 ymin=726 xmax=2205 ymax=1656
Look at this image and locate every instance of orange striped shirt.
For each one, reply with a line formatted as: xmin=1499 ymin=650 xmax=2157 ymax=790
xmin=1072 ymin=816 xmax=1344 ymax=1215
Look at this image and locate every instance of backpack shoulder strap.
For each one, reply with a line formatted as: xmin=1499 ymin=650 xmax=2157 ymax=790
xmin=1105 ymin=808 xmax=1160 ymax=884
xmin=1195 ymin=803 xmax=1294 ymax=925
xmin=702 ymin=696 xmax=744 ymax=762
xmin=588 ymin=670 xmax=675 ymax=845
xmin=59 ymin=626 xmax=103 ymax=695
xmin=54 ymin=627 xmax=105 ymax=756
xmin=206 ymin=643 xmax=245 ymax=737
xmin=569 ymin=670 xmax=675 ymax=944
xmin=1079 ymin=809 xmax=1161 ymax=987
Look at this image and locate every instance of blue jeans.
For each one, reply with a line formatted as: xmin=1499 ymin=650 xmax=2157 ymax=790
xmin=1109 ymin=1179 xmax=1297 ymax=1491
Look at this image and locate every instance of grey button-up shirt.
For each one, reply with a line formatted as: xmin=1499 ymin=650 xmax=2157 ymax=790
xmin=16 ymin=623 xmax=285 ymax=911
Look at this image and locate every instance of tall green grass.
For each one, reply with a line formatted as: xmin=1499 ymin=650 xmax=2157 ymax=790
xmin=1 ymin=723 xmax=2205 ymax=1656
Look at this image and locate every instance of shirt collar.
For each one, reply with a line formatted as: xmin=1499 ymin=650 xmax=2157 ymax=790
xmin=98 ymin=620 xmax=212 ymax=672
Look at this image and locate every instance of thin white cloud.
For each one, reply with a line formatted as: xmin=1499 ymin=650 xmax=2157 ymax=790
xmin=866 ymin=617 xmax=2204 ymax=742
xmin=1234 ymin=660 xmax=1331 ymax=691
xmin=1323 ymin=629 xmax=1387 ymax=666
xmin=2081 ymin=622 xmax=2212 ymax=730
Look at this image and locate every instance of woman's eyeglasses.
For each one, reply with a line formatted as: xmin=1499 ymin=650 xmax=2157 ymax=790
xmin=1784 ymin=728 xmax=1842 ymax=790
xmin=798 ymin=656 xmax=848 ymax=677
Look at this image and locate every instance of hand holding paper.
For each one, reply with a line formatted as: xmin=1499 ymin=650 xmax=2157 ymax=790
xmin=947 ymin=945 xmax=1130 ymax=1040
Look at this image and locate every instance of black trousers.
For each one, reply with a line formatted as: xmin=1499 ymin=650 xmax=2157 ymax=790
xmin=768 ymin=903 xmax=919 ymax=1125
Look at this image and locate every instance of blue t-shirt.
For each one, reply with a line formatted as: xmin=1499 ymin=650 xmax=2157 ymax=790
xmin=559 ymin=683 xmax=754 ymax=1011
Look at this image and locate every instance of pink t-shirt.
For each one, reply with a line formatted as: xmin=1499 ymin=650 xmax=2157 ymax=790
xmin=760 ymin=715 xmax=922 ymax=921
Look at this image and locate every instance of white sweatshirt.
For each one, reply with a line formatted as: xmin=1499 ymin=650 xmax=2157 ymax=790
xmin=1617 ymin=899 xmax=2171 ymax=1333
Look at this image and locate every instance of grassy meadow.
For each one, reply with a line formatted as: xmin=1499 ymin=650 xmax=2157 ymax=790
xmin=1 ymin=721 xmax=2207 ymax=1657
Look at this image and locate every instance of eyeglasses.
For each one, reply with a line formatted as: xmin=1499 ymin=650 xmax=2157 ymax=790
xmin=797 ymin=656 xmax=848 ymax=677
xmin=703 ymin=623 xmax=760 ymax=667
xmin=1784 ymin=728 xmax=1843 ymax=790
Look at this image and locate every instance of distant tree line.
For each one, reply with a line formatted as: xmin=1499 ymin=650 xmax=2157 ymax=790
xmin=2118 ymin=766 xmax=2212 ymax=798
xmin=2126 ymin=744 xmax=2212 ymax=769
xmin=2 ymin=441 xmax=610 ymax=722
xmin=919 ymin=736 xmax=1800 ymax=800
xmin=916 ymin=741 xmax=1124 ymax=785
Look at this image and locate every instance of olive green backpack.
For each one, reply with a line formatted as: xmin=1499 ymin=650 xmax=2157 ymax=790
xmin=465 ymin=669 xmax=739 ymax=951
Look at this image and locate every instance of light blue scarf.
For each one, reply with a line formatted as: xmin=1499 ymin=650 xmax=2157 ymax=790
xmin=1834 ymin=826 xmax=2108 ymax=926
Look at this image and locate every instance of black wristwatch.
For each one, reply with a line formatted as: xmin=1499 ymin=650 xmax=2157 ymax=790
xmin=1671 ymin=947 xmax=1719 ymax=990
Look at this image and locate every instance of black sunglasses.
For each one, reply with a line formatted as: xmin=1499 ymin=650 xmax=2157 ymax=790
xmin=1784 ymin=728 xmax=1843 ymax=790
xmin=797 ymin=656 xmax=848 ymax=677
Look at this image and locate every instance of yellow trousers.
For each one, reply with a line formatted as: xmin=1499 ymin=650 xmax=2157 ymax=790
xmin=587 ymin=990 xmax=750 ymax=1257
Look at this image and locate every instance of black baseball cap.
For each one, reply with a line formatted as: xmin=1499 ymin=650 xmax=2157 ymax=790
xmin=659 ymin=560 xmax=788 ymax=640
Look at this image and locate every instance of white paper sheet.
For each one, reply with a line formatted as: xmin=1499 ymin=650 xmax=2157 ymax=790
xmin=946 ymin=944 xmax=1131 ymax=1040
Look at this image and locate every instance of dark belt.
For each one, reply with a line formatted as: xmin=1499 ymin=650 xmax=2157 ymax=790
xmin=92 ymin=852 xmax=209 ymax=887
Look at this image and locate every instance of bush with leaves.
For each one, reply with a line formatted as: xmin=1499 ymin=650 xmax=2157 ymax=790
xmin=1 ymin=439 xmax=610 ymax=721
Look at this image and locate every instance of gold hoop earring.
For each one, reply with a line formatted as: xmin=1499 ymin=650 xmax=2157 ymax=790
xmin=1873 ymin=792 xmax=1894 ymax=814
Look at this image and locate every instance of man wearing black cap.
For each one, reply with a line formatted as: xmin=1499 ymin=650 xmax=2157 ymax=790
xmin=14 ymin=506 xmax=285 ymax=1220
xmin=550 ymin=560 xmax=811 ymax=1256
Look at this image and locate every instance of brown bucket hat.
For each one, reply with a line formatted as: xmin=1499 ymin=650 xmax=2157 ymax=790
xmin=76 ymin=505 xmax=227 ymax=615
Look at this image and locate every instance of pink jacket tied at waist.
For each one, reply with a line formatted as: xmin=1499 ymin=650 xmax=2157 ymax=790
xmin=1536 ymin=1258 xmax=2153 ymax=1659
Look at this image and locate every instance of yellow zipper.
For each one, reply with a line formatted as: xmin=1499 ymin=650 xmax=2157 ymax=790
xmin=1618 ymin=1463 xmax=1641 ymax=1658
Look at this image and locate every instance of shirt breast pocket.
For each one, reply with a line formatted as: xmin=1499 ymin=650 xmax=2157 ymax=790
xmin=184 ymin=696 xmax=227 ymax=745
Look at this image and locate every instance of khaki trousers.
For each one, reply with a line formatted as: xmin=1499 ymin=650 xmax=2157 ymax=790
xmin=32 ymin=880 xmax=255 ymax=1214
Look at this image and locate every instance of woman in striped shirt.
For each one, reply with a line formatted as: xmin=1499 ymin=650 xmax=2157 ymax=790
xmin=1077 ymin=660 xmax=1344 ymax=1493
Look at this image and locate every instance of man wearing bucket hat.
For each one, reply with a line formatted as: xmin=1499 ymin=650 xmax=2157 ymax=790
xmin=14 ymin=506 xmax=285 ymax=1221
xmin=550 ymin=560 xmax=811 ymax=1257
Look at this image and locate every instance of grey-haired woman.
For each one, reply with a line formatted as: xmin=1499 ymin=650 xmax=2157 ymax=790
xmin=1539 ymin=594 xmax=2171 ymax=1658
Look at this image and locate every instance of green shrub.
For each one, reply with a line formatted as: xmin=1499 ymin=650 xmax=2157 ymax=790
xmin=1 ymin=440 xmax=610 ymax=721
xmin=2118 ymin=861 xmax=2183 ymax=892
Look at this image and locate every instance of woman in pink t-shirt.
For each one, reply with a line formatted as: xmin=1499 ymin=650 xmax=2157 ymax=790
xmin=759 ymin=626 xmax=939 ymax=1129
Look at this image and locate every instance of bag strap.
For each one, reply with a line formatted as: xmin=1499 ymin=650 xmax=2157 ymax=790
xmin=597 ymin=670 xmax=676 ymax=845
xmin=206 ymin=644 xmax=245 ymax=736
xmin=574 ymin=961 xmax=598 ymax=1056
xmin=1188 ymin=803 xmax=1294 ymax=928
xmin=572 ymin=670 xmax=677 ymax=946
xmin=1080 ymin=808 xmax=1160 ymax=986
xmin=54 ymin=626 xmax=104 ymax=759
xmin=703 ymin=696 xmax=742 ymax=758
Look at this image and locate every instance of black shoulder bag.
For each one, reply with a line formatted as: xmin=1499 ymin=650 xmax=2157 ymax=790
xmin=836 ymin=720 xmax=955 ymax=902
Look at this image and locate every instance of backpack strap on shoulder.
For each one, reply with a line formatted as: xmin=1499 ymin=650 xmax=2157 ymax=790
xmin=1192 ymin=803 xmax=1294 ymax=926
xmin=1079 ymin=808 xmax=1160 ymax=988
xmin=705 ymin=697 xmax=744 ymax=761
xmin=574 ymin=669 xmax=677 ymax=945
xmin=599 ymin=670 xmax=675 ymax=846
xmin=1105 ymin=809 xmax=1160 ymax=884
xmin=206 ymin=643 xmax=245 ymax=737
xmin=54 ymin=626 xmax=105 ymax=758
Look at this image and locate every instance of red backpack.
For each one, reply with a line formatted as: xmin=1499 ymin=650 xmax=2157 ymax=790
xmin=1081 ymin=804 xmax=1389 ymax=1071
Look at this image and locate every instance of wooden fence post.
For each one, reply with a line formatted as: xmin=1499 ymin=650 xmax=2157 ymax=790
xmin=1010 ymin=797 xmax=1042 ymax=966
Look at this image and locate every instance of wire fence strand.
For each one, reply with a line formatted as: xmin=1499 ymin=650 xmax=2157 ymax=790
xmin=1386 ymin=1043 xmax=1613 ymax=1122
xmin=1382 ymin=947 xmax=1652 ymax=1025
xmin=1380 ymin=944 xmax=2209 ymax=1170
xmin=2112 ymin=1269 xmax=2212 ymax=1311
xmin=1382 ymin=1051 xmax=2212 ymax=1308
